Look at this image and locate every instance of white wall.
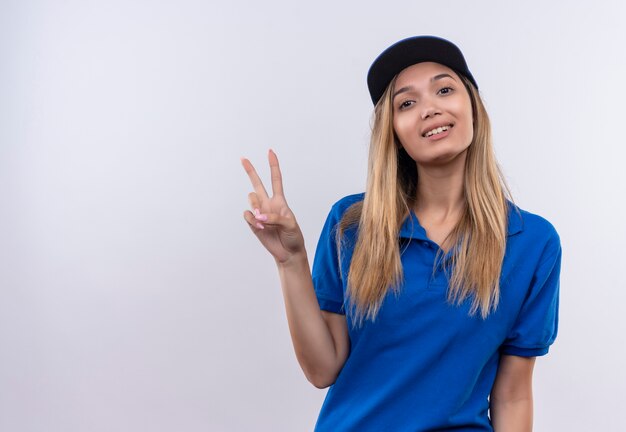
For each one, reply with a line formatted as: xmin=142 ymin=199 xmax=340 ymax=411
xmin=1 ymin=0 xmax=624 ymax=430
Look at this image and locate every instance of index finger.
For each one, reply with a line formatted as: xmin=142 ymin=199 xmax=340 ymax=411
xmin=241 ymin=157 xmax=269 ymax=199
xmin=268 ymin=149 xmax=284 ymax=197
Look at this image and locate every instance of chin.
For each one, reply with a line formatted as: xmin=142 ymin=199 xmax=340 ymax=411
xmin=417 ymin=147 xmax=469 ymax=166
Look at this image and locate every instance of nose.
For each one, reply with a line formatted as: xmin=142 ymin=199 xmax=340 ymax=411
xmin=420 ymin=103 xmax=441 ymax=120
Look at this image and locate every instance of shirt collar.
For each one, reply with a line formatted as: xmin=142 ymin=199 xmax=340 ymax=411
xmin=506 ymin=202 xmax=523 ymax=236
xmin=399 ymin=201 xmax=523 ymax=240
xmin=398 ymin=211 xmax=428 ymax=240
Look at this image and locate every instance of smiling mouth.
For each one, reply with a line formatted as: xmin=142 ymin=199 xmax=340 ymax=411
xmin=423 ymin=124 xmax=453 ymax=138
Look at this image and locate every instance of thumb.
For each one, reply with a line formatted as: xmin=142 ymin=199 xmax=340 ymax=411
xmin=254 ymin=211 xmax=298 ymax=231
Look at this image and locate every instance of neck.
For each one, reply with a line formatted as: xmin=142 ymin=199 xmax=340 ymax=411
xmin=413 ymin=151 xmax=466 ymax=220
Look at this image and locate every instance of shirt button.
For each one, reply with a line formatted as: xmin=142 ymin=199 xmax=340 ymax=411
xmin=422 ymin=241 xmax=430 ymax=247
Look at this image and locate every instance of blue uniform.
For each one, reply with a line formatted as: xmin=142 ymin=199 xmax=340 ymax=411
xmin=312 ymin=193 xmax=561 ymax=431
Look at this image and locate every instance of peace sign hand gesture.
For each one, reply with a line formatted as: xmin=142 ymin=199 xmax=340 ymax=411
xmin=241 ymin=150 xmax=306 ymax=265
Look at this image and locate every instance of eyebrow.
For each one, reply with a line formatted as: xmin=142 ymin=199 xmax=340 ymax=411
xmin=392 ymin=73 xmax=457 ymax=100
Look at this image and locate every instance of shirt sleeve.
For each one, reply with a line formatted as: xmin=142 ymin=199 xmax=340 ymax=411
xmin=501 ymin=232 xmax=561 ymax=357
xmin=311 ymin=204 xmax=346 ymax=315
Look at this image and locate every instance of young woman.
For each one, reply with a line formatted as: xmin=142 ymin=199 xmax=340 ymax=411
xmin=242 ymin=36 xmax=561 ymax=431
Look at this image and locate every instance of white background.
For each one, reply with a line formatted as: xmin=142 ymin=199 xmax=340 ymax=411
xmin=1 ymin=0 xmax=625 ymax=431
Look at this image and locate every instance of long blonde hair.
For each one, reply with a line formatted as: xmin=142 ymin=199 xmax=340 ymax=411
xmin=338 ymin=74 xmax=512 ymax=325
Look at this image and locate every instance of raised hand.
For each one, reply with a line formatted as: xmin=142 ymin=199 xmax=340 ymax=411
xmin=241 ymin=150 xmax=306 ymax=264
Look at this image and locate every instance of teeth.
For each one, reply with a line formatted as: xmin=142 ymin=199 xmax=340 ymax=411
xmin=425 ymin=125 xmax=451 ymax=137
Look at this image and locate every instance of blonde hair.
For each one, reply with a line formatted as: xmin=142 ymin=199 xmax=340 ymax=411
xmin=338 ymin=74 xmax=512 ymax=325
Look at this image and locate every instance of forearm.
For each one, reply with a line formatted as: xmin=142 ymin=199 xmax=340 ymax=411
xmin=277 ymin=253 xmax=345 ymax=388
xmin=490 ymin=396 xmax=533 ymax=432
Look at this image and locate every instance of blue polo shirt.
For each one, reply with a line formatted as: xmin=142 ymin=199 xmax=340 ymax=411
xmin=311 ymin=193 xmax=561 ymax=431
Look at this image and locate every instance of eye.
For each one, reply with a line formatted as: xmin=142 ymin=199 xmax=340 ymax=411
xmin=398 ymin=100 xmax=415 ymax=110
xmin=438 ymin=87 xmax=454 ymax=95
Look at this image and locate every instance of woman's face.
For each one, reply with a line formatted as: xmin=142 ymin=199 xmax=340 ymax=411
xmin=392 ymin=62 xmax=474 ymax=167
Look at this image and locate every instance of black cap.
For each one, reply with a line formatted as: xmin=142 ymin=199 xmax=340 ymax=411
xmin=367 ymin=35 xmax=478 ymax=105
